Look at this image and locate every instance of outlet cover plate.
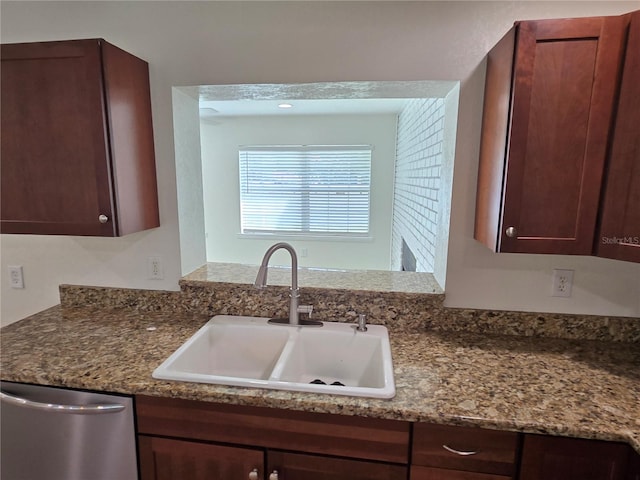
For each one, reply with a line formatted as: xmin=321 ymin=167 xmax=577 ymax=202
xmin=551 ymin=269 xmax=574 ymax=297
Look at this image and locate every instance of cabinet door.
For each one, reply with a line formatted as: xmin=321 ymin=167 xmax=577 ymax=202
xmin=1 ymin=40 xmax=116 ymax=236
xmin=0 ymin=39 xmax=159 ymax=236
xmin=411 ymin=465 xmax=510 ymax=480
xmin=501 ymin=16 xmax=627 ymax=254
xmin=597 ymin=10 xmax=640 ymax=262
xmin=519 ymin=435 xmax=629 ymax=480
xmin=267 ymin=451 xmax=407 ymax=480
xmin=138 ymin=435 xmax=264 ymax=480
xmin=476 ymin=15 xmax=627 ymax=254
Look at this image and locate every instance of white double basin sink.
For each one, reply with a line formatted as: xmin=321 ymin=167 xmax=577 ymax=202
xmin=153 ymin=315 xmax=395 ymax=399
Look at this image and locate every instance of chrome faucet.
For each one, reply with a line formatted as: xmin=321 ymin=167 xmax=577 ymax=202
xmin=254 ymin=242 xmax=320 ymax=326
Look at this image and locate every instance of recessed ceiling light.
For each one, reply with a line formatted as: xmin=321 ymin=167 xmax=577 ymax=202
xmin=278 ymin=103 xmax=293 ymax=109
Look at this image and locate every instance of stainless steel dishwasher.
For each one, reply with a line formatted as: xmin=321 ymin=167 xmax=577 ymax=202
xmin=0 ymin=381 xmax=138 ymax=480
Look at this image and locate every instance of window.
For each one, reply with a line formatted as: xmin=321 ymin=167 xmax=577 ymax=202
xmin=239 ymin=145 xmax=371 ymax=237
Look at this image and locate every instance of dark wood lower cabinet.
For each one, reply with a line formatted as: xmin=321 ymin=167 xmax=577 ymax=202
xmin=135 ymin=395 xmax=639 ymax=480
xmin=411 ymin=423 xmax=519 ymax=478
xmin=268 ymin=451 xmax=407 ymax=480
xmin=628 ymin=449 xmax=640 ymax=480
xmin=411 ymin=465 xmax=511 ymax=480
xmin=138 ymin=436 xmax=407 ymax=480
xmin=136 ymin=395 xmax=410 ymax=480
xmin=138 ymin=435 xmax=264 ymax=480
xmin=519 ymin=435 xmax=630 ymax=480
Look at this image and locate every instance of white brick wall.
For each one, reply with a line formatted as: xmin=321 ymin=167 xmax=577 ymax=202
xmin=391 ymin=98 xmax=445 ymax=272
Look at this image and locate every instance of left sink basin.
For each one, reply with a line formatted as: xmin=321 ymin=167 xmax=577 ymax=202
xmin=152 ymin=316 xmax=291 ymax=385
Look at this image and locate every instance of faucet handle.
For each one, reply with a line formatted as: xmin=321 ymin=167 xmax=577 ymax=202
xmin=356 ymin=313 xmax=368 ymax=332
xmin=297 ymin=305 xmax=313 ymax=318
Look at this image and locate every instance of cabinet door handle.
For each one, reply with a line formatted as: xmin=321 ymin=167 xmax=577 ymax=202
xmin=505 ymin=226 xmax=517 ymax=238
xmin=248 ymin=468 xmax=259 ymax=480
xmin=269 ymin=470 xmax=279 ymax=480
xmin=98 ymin=214 xmax=109 ymax=224
xmin=442 ymin=444 xmax=478 ymax=456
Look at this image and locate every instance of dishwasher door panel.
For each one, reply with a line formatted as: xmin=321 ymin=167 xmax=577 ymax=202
xmin=1 ymin=381 xmax=138 ymax=480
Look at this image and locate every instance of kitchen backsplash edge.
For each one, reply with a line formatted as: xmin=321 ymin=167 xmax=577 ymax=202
xmin=58 ymin=283 xmax=639 ymax=343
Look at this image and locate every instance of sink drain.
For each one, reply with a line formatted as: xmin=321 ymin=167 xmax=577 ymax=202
xmin=310 ymin=379 xmax=345 ymax=386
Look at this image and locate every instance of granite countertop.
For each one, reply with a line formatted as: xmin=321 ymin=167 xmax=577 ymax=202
xmin=183 ymin=262 xmax=444 ymax=294
xmin=1 ymin=305 xmax=639 ymax=454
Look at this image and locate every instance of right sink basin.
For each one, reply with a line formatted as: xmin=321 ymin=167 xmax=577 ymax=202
xmin=273 ymin=325 xmax=390 ymax=390
xmin=152 ymin=315 xmax=395 ymax=399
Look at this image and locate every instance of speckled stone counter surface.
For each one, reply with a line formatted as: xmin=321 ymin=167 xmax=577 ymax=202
xmin=183 ymin=262 xmax=445 ymax=294
xmin=2 ymin=305 xmax=639 ymax=454
xmin=57 ymin=262 xmax=640 ymax=344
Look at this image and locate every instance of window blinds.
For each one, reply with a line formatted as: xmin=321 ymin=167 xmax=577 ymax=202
xmin=239 ymin=145 xmax=371 ymax=236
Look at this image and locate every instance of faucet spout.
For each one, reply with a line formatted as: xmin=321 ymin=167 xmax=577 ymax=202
xmin=253 ymin=264 xmax=269 ymax=289
xmin=254 ymin=242 xmax=319 ymax=327
xmin=254 ymin=242 xmax=298 ymax=291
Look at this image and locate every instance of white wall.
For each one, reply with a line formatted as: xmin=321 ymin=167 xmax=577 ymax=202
xmin=392 ymin=98 xmax=446 ymax=273
xmin=1 ymin=1 xmax=638 ymax=325
xmin=433 ymin=86 xmax=459 ymax=289
xmin=173 ymin=88 xmax=207 ymax=276
xmin=200 ymin=114 xmax=398 ymax=270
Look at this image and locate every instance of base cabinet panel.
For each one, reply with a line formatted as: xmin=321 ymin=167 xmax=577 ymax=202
xmin=411 ymin=465 xmax=511 ymax=480
xmin=136 ymin=395 xmax=410 ymax=480
xmin=135 ymin=396 xmax=639 ymax=480
xmin=628 ymin=449 xmax=640 ymax=480
xmin=136 ymin=395 xmax=410 ymax=464
xmin=268 ymin=451 xmax=407 ymax=480
xmin=519 ymin=435 xmax=630 ymax=480
xmin=139 ymin=436 xmax=264 ymax=480
xmin=138 ymin=436 xmax=407 ymax=480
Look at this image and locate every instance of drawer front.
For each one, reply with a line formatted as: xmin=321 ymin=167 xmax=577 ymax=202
xmin=412 ymin=424 xmax=519 ymax=476
xmin=411 ymin=465 xmax=512 ymax=480
xmin=136 ymin=395 xmax=410 ymax=464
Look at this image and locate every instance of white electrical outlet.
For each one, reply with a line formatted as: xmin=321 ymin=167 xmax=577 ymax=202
xmin=147 ymin=256 xmax=164 ymax=280
xmin=551 ymin=269 xmax=574 ymax=297
xmin=8 ymin=265 xmax=24 ymax=289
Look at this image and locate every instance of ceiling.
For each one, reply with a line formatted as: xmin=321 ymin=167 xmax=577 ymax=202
xmin=199 ymin=98 xmax=412 ymax=117
xmin=195 ymin=80 xmax=458 ymax=118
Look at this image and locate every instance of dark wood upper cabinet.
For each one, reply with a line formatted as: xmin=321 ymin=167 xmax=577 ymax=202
xmin=596 ymin=10 xmax=640 ymax=263
xmin=1 ymin=39 xmax=159 ymax=236
xmin=475 ymin=14 xmax=630 ymax=255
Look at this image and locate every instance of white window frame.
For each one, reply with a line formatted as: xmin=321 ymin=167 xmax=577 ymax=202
xmin=238 ymin=145 xmax=372 ymax=238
